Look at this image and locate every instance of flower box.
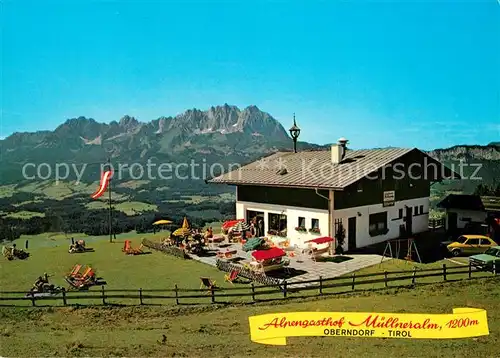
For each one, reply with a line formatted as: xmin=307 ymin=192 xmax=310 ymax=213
xmin=309 ymin=228 xmax=321 ymax=234
xmin=369 ymin=228 xmax=389 ymax=237
xmin=295 ymin=226 xmax=307 ymax=232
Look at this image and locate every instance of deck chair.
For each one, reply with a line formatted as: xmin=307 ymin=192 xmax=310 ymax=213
xmin=224 ymin=270 xmax=239 ymax=285
xmin=200 ymin=277 xmax=217 ymax=293
xmin=81 ymin=266 xmax=92 ymax=279
xmin=2 ymin=246 xmax=12 ymax=259
xmin=122 ymin=240 xmax=132 ymax=252
xmin=69 ymin=264 xmax=82 ymax=277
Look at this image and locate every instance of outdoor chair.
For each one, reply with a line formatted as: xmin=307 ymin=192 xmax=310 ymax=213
xmin=122 ymin=240 xmax=131 ymax=252
xmin=200 ymin=277 xmax=218 ymax=294
xmin=81 ymin=266 xmax=93 ymax=279
xmin=224 ymin=270 xmax=240 ymax=285
xmin=69 ymin=264 xmax=82 ymax=277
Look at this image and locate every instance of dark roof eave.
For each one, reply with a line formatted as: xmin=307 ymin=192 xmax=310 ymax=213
xmin=207 ymin=180 xmax=343 ymax=191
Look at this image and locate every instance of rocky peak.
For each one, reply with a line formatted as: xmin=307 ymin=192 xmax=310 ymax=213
xmin=119 ymin=115 xmax=140 ymax=128
xmin=428 ymin=144 xmax=500 ymax=161
xmin=54 ymin=116 xmax=102 ymax=140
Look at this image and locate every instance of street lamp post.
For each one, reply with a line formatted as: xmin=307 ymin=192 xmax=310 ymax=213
xmin=288 ymin=113 xmax=301 ymax=153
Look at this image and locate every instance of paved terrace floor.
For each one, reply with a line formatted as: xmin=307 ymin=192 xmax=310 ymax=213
xmin=188 ymin=242 xmax=389 ymax=288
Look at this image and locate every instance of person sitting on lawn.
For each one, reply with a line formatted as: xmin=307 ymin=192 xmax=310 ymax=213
xmin=33 ymin=276 xmax=45 ymax=292
xmin=11 ymin=244 xmax=17 ymax=256
xmin=74 ymin=240 xmax=84 ymax=251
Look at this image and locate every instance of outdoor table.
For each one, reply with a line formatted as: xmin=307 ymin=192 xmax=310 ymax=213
xmin=216 ymin=249 xmax=237 ymax=259
xmin=207 ymin=236 xmax=225 ymax=249
xmin=268 ymin=236 xmax=290 ymax=247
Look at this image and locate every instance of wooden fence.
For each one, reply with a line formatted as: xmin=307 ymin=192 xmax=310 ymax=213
xmin=141 ymin=238 xmax=188 ymax=259
xmin=1 ymin=262 xmax=497 ymax=307
xmin=216 ymin=259 xmax=284 ymax=286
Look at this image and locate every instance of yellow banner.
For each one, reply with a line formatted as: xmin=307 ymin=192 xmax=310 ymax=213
xmin=248 ymin=308 xmax=489 ymax=345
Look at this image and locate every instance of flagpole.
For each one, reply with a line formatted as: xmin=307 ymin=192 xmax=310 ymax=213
xmin=108 ymin=158 xmax=113 ymax=243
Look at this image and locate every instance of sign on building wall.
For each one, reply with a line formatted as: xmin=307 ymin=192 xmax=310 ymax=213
xmin=383 ymin=190 xmax=395 ymax=207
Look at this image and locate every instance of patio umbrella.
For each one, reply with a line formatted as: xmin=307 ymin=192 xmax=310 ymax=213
xmin=152 ymin=219 xmax=172 ymax=225
xmin=243 ymin=237 xmax=265 ymax=252
xmin=222 ymin=219 xmax=244 ymax=230
xmin=231 ymin=221 xmax=251 ymax=232
xmin=305 ymin=237 xmax=334 ymax=245
xmin=172 ymin=227 xmax=191 ymax=237
xmin=172 ymin=217 xmax=191 ymax=236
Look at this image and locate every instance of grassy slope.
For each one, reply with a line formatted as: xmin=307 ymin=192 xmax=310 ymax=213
xmin=1 ymin=231 xmax=491 ymax=304
xmin=0 ymin=278 xmax=498 ymax=357
xmin=0 ymin=211 xmax=45 ymax=219
xmin=0 ymin=232 xmax=232 ymax=295
xmin=85 ymin=201 xmax=158 ymax=215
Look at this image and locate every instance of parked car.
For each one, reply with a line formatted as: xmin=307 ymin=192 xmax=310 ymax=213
xmin=469 ymin=246 xmax=500 ymax=270
xmin=444 ymin=235 xmax=498 ymax=257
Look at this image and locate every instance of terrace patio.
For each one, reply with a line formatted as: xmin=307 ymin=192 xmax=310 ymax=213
xmin=188 ymin=240 xmax=388 ymax=288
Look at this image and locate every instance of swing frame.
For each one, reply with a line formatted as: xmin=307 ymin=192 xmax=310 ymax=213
xmin=381 ymin=238 xmax=422 ymax=263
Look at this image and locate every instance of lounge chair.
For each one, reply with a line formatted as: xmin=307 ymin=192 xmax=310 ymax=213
xmin=200 ymin=277 xmax=218 ymax=293
xmin=68 ymin=264 xmax=82 ymax=277
xmin=81 ymin=266 xmax=93 ymax=279
xmin=122 ymin=240 xmax=144 ymax=255
xmin=122 ymin=240 xmax=132 ymax=252
xmin=224 ymin=270 xmax=239 ymax=285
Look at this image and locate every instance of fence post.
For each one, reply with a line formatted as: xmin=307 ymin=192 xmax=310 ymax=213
xmin=62 ymin=288 xmax=67 ymax=306
xmin=30 ymin=291 xmax=36 ymax=306
xmin=468 ymin=261 xmax=472 ymax=279
xmin=412 ymin=267 xmax=417 ymax=285
xmin=210 ymin=286 xmax=215 ymax=304
xmin=384 ymin=271 xmax=388 ymax=287
xmin=101 ymin=285 xmax=106 ymax=305
xmin=175 ymin=284 xmax=179 ymax=305
xmin=351 ymin=273 xmax=356 ymax=290
xmin=283 ymin=280 xmax=287 ymax=298
xmin=319 ymin=276 xmax=323 ymax=295
xmin=139 ymin=288 xmax=143 ymax=305
xmin=442 ymin=264 xmax=447 ymax=281
xmin=251 ymin=283 xmax=255 ymax=302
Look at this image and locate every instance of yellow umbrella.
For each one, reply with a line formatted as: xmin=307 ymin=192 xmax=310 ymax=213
xmin=181 ymin=216 xmax=189 ymax=229
xmin=172 ymin=227 xmax=191 ymax=236
xmin=153 ymin=219 xmax=172 ymax=225
xmin=172 ymin=217 xmax=191 ymax=236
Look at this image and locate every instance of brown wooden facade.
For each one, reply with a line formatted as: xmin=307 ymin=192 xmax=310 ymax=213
xmin=236 ymin=150 xmax=449 ymax=211
xmin=237 ymin=185 xmax=329 ymax=210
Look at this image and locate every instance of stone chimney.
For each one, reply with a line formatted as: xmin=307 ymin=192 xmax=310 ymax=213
xmin=331 ymin=137 xmax=348 ymax=164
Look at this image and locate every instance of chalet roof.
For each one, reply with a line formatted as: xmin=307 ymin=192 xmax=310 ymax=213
xmin=438 ymin=195 xmax=500 ymax=212
xmin=208 ymin=147 xmax=456 ymax=190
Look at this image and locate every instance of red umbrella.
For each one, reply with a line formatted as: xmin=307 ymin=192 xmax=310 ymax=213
xmin=305 ymin=236 xmax=335 ymax=245
xmin=222 ymin=219 xmax=244 ymax=230
xmin=252 ymin=247 xmax=286 ymax=261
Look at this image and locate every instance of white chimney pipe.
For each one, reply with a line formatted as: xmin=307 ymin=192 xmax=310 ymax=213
xmin=331 ymin=137 xmax=348 ymax=164
xmin=331 ymin=144 xmax=342 ymax=164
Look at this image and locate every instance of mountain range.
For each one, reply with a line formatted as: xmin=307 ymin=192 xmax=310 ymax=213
xmin=0 ymin=105 xmax=326 ymax=184
xmin=0 ymin=104 xmax=498 ymax=197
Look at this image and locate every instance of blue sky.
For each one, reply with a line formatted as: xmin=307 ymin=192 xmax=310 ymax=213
xmin=1 ymin=0 xmax=499 ymax=150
